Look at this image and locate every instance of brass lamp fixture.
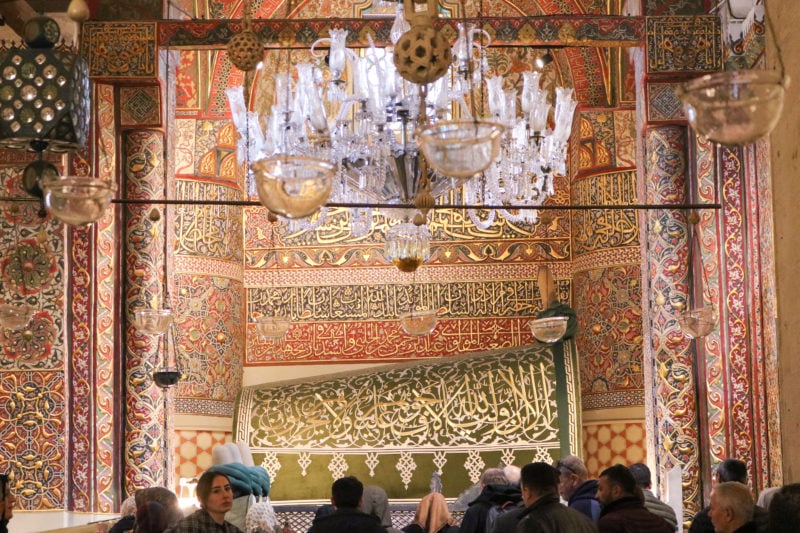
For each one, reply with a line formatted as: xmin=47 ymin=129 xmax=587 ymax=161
xmin=0 ymin=15 xmax=89 ymax=152
xmin=0 ymin=13 xmax=114 ymax=226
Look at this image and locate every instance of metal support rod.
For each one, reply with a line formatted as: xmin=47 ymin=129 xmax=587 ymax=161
xmin=0 ymin=196 xmax=722 ymax=211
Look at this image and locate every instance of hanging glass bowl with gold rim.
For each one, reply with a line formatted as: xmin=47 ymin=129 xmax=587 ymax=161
xmin=678 ymin=70 xmax=788 ymax=146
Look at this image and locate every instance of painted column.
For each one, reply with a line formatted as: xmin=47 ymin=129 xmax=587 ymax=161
xmin=122 ymin=129 xmax=170 ymax=491
xmin=642 ymin=125 xmax=702 ymax=524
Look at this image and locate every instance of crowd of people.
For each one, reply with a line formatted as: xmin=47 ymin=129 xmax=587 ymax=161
xmin=1 ymin=455 xmax=799 ymax=532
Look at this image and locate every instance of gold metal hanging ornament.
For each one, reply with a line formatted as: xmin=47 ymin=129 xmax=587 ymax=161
xmin=393 ymin=0 xmax=452 ymax=85
xmin=227 ymin=2 xmax=263 ymax=73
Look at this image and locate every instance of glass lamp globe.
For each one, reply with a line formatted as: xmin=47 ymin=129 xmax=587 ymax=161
xmin=678 ymin=70 xmax=788 ymax=146
xmin=254 ymin=314 xmax=291 ymax=340
xmin=132 ymin=308 xmax=174 ymax=336
xmin=250 ymin=155 xmax=335 ymax=219
xmin=528 ymin=316 xmax=569 ymax=343
xmin=399 ymin=307 xmax=437 ymax=336
xmin=678 ymin=306 xmax=717 ymax=339
xmin=385 ymin=222 xmax=430 ymax=273
xmin=0 ymin=303 xmax=34 ymax=330
xmin=42 ymin=176 xmax=115 ymax=226
xmin=418 ymin=120 xmax=504 ymax=178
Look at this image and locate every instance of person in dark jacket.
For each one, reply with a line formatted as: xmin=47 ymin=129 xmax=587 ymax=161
xmin=460 ymin=468 xmax=521 ymax=533
xmin=688 ymin=459 xmax=767 ymax=533
xmin=767 ymin=483 xmax=800 ymax=533
xmin=554 ymin=455 xmax=600 ymax=521
xmin=708 ymin=482 xmax=759 ymax=533
xmin=0 ymin=476 xmax=14 ymax=533
xmin=628 ymin=463 xmax=678 ymax=531
xmin=595 ymin=465 xmax=672 ymax=533
xmin=514 ymin=462 xmax=597 ymax=533
xmin=308 ymin=476 xmax=387 ymax=533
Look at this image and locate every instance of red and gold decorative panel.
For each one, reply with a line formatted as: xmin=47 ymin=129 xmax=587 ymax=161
xmin=573 ymin=265 xmax=644 ymax=408
xmin=643 ymin=125 xmax=701 ymax=521
xmin=84 ymin=22 xmax=157 ymax=79
xmin=174 ymin=274 xmax=244 ymax=405
xmin=93 ymin=82 xmax=119 ymax=513
xmin=0 ymin=371 xmax=66 ymax=510
xmin=122 ymin=130 xmax=169 ymax=491
xmin=583 ymin=422 xmax=647 ymax=477
xmin=577 ymin=111 xmax=637 ymax=173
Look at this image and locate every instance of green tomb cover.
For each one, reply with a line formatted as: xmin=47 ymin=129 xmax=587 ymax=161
xmin=234 ymin=342 xmax=582 ymax=501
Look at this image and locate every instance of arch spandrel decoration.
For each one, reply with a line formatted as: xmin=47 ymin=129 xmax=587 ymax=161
xmin=234 ymin=342 xmax=581 ymax=499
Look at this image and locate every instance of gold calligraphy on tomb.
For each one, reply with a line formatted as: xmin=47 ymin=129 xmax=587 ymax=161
xmin=239 ymin=346 xmax=565 ymax=449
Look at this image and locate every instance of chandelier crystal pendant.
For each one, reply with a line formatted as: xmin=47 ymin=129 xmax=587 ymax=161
xmin=466 ymin=71 xmax=577 ymax=227
xmin=227 ymin=4 xmax=576 ymax=246
xmin=399 ymin=268 xmax=438 ymax=336
xmin=254 ymin=315 xmax=291 ymax=340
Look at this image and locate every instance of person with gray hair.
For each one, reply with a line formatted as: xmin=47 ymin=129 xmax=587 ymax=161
xmin=628 ymin=463 xmax=678 ymax=531
xmin=361 ymin=485 xmax=401 ymax=533
xmin=459 ymin=467 xmax=521 ymax=533
xmin=689 ymin=459 xmax=767 ymax=533
xmin=708 ymin=482 xmax=757 ymax=533
xmin=503 ymin=465 xmax=521 ymax=486
xmin=554 ymin=455 xmax=600 ymax=521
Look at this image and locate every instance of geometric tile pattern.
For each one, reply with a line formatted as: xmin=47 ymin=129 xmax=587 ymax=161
xmin=573 ymin=265 xmax=644 ymax=405
xmin=173 ymin=274 xmax=244 ymax=408
xmin=647 ymin=82 xmax=687 ymax=122
xmin=583 ymin=422 xmax=646 ymax=478
xmin=119 ymin=85 xmax=161 ymax=127
xmin=174 ymin=430 xmax=231 ymax=481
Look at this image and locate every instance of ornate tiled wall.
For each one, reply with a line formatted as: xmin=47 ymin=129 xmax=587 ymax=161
xmin=572 ymin=110 xmax=643 ymax=411
xmin=0 ymin=157 xmax=67 ymax=511
xmin=583 ymin=422 xmax=647 ymax=477
xmin=173 ymin=118 xmax=244 ymax=418
xmin=174 ymin=430 xmax=232 ymax=481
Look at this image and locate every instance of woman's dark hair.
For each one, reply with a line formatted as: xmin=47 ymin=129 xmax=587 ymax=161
xmin=135 ymin=501 xmax=170 ymax=533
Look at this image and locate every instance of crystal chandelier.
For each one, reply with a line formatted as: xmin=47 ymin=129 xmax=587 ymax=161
xmin=226 ymin=2 xmax=576 ymax=255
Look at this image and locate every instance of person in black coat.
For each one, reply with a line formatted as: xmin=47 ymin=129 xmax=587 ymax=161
xmin=0 ymin=475 xmax=13 ymax=533
xmin=689 ymin=459 xmax=767 ymax=533
xmin=460 ymin=468 xmax=521 ymax=533
xmin=514 ymin=462 xmax=597 ymax=533
xmin=767 ymin=483 xmax=800 ymax=533
xmin=595 ymin=465 xmax=672 ymax=533
xmin=308 ymin=476 xmax=387 ymax=533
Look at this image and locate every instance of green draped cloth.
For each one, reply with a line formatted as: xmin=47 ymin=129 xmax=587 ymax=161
xmin=234 ymin=342 xmax=582 ymax=500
